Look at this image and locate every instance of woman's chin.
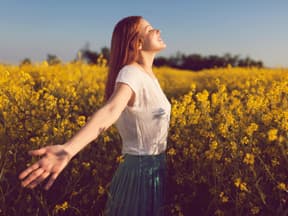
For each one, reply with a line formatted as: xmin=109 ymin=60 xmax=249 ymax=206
xmin=157 ymin=41 xmax=167 ymax=50
xmin=159 ymin=44 xmax=167 ymax=51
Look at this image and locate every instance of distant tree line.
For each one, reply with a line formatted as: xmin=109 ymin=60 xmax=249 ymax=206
xmin=20 ymin=44 xmax=264 ymax=70
xmin=154 ymin=52 xmax=263 ymax=71
xmin=76 ymin=47 xmax=264 ymax=70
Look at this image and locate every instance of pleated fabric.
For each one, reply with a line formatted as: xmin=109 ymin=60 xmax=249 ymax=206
xmin=104 ymin=152 xmax=167 ymax=216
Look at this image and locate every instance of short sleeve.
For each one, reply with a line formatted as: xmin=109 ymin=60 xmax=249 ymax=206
xmin=115 ymin=66 xmax=139 ymax=94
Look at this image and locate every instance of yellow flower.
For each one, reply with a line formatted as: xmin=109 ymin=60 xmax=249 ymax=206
xmin=210 ymin=140 xmax=218 ymax=150
xmin=176 ymin=177 xmax=184 ymax=185
xmin=77 ymin=115 xmax=86 ymax=127
xmin=240 ymin=136 xmax=249 ymax=145
xmin=98 ymin=185 xmax=105 ymax=195
xmin=92 ymin=169 xmax=97 ymax=176
xmin=116 ymin=155 xmax=124 ymax=163
xmin=168 ymin=147 xmax=176 ymax=156
xmin=42 ymin=123 xmax=49 ymax=132
xmin=268 ymin=128 xmax=278 ymax=141
xmin=234 ymin=178 xmax=241 ymax=187
xmin=271 ymin=158 xmax=280 ymax=167
xmin=73 ymin=105 xmax=79 ymax=111
xmin=54 ymin=201 xmax=69 ymax=213
xmin=41 ymin=61 xmax=49 ymax=67
xmin=230 ymin=141 xmax=237 ymax=152
xmin=251 ymin=206 xmax=260 ymax=215
xmin=29 ymin=137 xmax=37 ymax=143
xmin=71 ymin=168 xmax=79 ymax=176
xmin=218 ymin=123 xmax=228 ymax=137
xmin=243 ymin=153 xmax=255 ymax=165
xmin=224 ymin=157 xmax=232 ymax=165
xmin=205 ymin=150 xmax=214 ymax=160
xmin=190 ymin=83 xmax=196 ymax=91
xmin=219 ymin=192 xmax=229 ymax=203
xmin=52 ymin=127 xmax=58 ymax=135
xmin=225 ymin=113 xmax=235 ymax=125
xmin=82 ymin=161 xmax=90 ymax=170
xmin=262 ymin=114 xmax=272 ymax=126
xmin=234 ymin=178 xmax=249 ymax=192
xmin=239 ymin=182 xmax=248 ymax=192
xmin=31 ymin=109 xmax=36 ymax=116
xmin=246 ymin=123 xmax=258 ymax=136
xmin=277 ymin=182 xmax=287 ymax=191
xmin=104 ymin=135 xmax=111 ymax=142
xmin=195 ymin=90 xmax=209 ymax=102
xmin=211 ymin=93 xmax=218 ymax=106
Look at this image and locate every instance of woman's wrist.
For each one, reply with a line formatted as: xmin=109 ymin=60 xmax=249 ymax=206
xmin=62 ymin=142 xmax=77 ymax=160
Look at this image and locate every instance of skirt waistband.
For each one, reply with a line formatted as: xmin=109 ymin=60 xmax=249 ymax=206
xmin=122 ymin=152 xmax=166 ymax=170
xmin=123 ymin=151 xmax=166 ymax=159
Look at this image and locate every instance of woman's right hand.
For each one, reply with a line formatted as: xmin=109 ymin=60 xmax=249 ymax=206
xmin=18 ymin=144 xmax=72 ymax=190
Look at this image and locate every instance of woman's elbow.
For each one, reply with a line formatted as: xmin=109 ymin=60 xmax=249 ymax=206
xmin=96 ymin=103 xmax=123 ymax=129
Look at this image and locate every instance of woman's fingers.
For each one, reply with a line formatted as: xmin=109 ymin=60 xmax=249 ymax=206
xmin=18 ymin=162 xmax=40 ymax=180
xmin=18 ymin=145 xmax=70 ymax=190
xmin=18 ymin=147 xmax=48 ymax=180
xmin=28 ymin=147 xmax=47 ymax=156
xmin=44 ymin=172 xmax=59 ymax=190
xmin=28 ymin=171 xmax=51 ymax=189
xmin=21 ymin=167 xmax=45 ymax=187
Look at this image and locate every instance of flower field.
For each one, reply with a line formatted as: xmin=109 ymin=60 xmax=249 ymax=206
xmin=0 ymin=63 xmax=287 ymax=215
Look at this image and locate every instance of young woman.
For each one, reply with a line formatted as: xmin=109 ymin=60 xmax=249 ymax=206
xmin=18 ymin=16 xmax=171 ymax=215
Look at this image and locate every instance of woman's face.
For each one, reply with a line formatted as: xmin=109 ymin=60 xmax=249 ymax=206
xmin=138 ymin=19 xmax=166 ymax=53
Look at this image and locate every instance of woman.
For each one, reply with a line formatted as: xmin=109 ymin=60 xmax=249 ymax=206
xmin=18 ymin=16 xmax=171 ymax=215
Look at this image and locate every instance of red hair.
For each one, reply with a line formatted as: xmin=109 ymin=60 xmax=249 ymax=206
xmin=104 ymin=16 xmax=143 ymax=102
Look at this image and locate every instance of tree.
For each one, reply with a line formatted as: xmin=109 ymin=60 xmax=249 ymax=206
xmin=154 ymin=52 xmax=264 ymax=71
xmin=154 ymin=56 xmax=169 ymax=67
xmin=47 ymin=54 xmax=61 ymax=65
xmin=20 ymin=58 xmax=32 ymax=66
xmin=100 ymin=46 xmax=110 ymax=62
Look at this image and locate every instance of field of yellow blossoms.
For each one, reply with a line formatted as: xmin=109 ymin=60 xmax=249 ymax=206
xmin=0 ymin=62 xmax=287 ymax=215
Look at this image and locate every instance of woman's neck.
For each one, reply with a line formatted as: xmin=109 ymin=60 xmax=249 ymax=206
xmin=134 ymin=52 xmax=155 ymax=74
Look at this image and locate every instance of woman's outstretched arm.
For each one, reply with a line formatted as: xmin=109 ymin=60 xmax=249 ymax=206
xmin=18 ymin=82 xmax=133 ymax=190
xmin=63 ymin=82 xmax=133 ymax=158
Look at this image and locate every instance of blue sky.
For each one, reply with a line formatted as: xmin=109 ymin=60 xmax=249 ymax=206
xmin=1 ymin=0 xmax=287 ymax=67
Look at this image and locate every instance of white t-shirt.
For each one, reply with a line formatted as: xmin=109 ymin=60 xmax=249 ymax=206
xmin=114 ymin=65 xmax=171 ymax=155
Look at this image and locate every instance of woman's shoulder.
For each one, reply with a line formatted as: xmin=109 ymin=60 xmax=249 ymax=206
xmin=118 ymin=64 xmax=142 ymax=77
xmin=121 ymin=64 xmax=138 ymax=72
xmin=116 ymin=64 xmax=142 ymax=85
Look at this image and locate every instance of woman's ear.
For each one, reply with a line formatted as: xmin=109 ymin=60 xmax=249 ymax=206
xmin=138 ymin=38 xmax=143 ymax=50
xmin=138 ymin=43 xmax=142 ymax=50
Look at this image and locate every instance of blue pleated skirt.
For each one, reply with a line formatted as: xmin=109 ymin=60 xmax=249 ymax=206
xmin=104 ymin=152 xmax=167 ymax=216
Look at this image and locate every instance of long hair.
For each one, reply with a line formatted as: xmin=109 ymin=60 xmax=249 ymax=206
xmin=104 ymin=16 xmax=143 ymax=102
